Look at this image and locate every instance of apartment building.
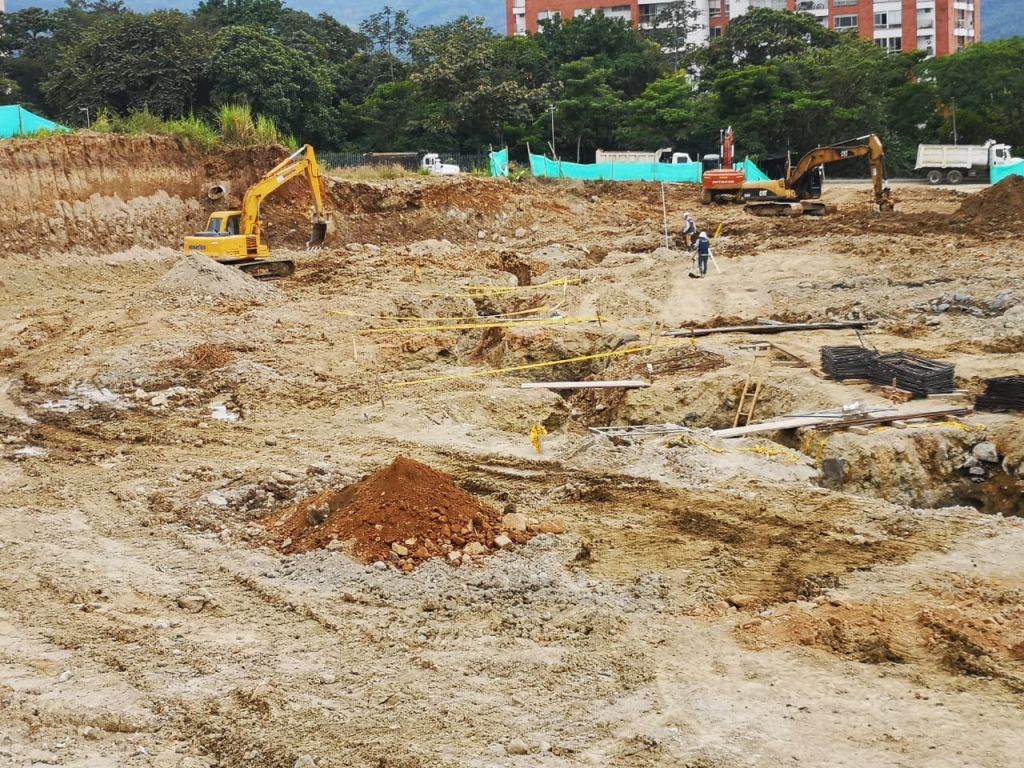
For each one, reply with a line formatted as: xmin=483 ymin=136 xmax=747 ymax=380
xmin=506 ymin=0 xmax=980 ymax=56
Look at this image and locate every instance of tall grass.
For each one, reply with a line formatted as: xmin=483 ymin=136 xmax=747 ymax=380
xmin=219 ymin=103 xmax=257 ymax=146
xmin=82 ymin=104 xmax=294 ymax=151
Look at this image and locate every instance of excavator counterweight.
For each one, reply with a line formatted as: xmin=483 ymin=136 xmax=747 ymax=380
xmin=183 ymin=144 xmax=331 ymax=278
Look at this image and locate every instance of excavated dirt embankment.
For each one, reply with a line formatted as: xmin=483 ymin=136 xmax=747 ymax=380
xmin=0 ymin=134 xmax=294 ymax=257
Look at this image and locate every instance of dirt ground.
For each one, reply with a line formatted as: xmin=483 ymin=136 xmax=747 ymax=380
xmin=1 ymin=136 xmax=1023 ymax=767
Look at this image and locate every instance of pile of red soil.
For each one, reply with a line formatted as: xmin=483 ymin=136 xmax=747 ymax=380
xmin=263 ymin=456 xmax=532 ymax=568
xmin=955 ymin=175 xmax=1024 ymax=229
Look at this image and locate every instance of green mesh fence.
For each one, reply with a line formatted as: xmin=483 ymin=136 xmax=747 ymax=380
xmin=489 ymin=147 xmax=509 ymax=177
xmin=528 ymin=152 xmax=769 ymax=183
xmin=992 ymin=161 xmax=1024 ymax=184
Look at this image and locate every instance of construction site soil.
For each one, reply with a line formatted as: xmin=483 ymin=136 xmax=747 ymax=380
xmin=1 ymin=134 xmax=1023 ymax=767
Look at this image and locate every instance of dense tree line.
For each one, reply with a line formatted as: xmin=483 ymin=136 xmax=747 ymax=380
xmin=2 ymin=1 xmax=1023 ymax=173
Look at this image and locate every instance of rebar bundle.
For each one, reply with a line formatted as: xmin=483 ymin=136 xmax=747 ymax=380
xmin=976 ymin=376 xmax=1024 ymax=412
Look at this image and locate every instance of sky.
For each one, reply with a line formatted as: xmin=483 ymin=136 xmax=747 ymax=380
xmin=4 ymin=1 xmax=508 ymax=32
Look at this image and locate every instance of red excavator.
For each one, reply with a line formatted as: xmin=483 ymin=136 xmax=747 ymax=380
xmin=701 ymin=127 xmax=745 ymax=203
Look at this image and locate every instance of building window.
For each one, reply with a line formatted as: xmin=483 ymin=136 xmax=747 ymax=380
xmin=876 ymin=37 xmax=902 ymax=52
xmin=537 ymin=10 xmax=561 ymax=23
xmin=709 ymin=2 xmax=722 ymax=18
xmin=710 ymin=25 xmax=723 ymax=38
xmin=833 ymin=0 xmax=857 ymax=5
xmin=874 ymin=11 xmax=901 ymax=29
xmin=834 ymin=15 xmax=858 ymax=30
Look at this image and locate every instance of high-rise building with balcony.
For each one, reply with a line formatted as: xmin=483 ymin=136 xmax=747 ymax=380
xmin=505 ymin=1 xmax=980 ymax=57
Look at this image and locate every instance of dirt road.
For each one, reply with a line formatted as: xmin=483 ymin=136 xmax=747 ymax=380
xmin=1 ymin=136 xmax=1022 ymax=767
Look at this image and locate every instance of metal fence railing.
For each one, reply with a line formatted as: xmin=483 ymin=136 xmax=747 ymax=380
xmin=320 ymin=151 xmax=490 ymax=174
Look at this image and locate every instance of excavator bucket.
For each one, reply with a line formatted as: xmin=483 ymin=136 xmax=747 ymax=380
xmin=308 ymin=221 xmax=328 ymax=251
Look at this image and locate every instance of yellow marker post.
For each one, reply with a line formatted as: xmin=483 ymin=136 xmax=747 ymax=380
xmin=530 ymin=423 xmax=548 ymax=454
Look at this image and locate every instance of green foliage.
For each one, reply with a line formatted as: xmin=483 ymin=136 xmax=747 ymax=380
xmin=42 ymin=10 xmax=206 ymax=122
xmin=0 ymin=0 xmax=1017 ymax=171
xmin=921 ymin=37 xmax=1024 ymax=149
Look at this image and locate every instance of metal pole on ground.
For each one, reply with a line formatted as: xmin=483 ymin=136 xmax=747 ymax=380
xmin=661 ymin=183 xmax=670 ymax=248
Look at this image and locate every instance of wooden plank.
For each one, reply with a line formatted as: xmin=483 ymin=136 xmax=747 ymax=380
xmin=714 ymin=406 xmax=972 ymax=439
xmin=714 ymin=416 xmax=831 ymax=438
xmin=663 ymin=320 xmax=876 ymax=339
xmin=521 ymin=380 xmax=650 ymax=391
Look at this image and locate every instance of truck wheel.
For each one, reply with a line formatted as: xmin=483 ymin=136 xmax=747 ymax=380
xmin=925 ymin=169 xmax=943 ymax=185
xmin=946 ymin=169 xmax=964 ymax=185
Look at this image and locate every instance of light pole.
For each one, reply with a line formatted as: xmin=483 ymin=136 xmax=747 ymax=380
xmin=80 ymin=107 xmax=91 ymax=129
xmin=549 ymin=103 xmax=557 ymax=160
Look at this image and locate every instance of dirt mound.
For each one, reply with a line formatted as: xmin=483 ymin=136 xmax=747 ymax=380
xmin=264 ymin=456 xmax=535 ymax=568
xmin=955 ymin=175 xmax=1024 ymax=229
xmin=155 ymin=254 xmax=277 ymax=303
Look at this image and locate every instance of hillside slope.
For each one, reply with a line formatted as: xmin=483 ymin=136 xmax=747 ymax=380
xmin=983 ymin=0 xmax=1024 ymax=40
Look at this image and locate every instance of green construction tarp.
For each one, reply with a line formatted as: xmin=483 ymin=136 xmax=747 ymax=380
xmin=528 ymin=152 xmax=770 ymax=184
xmin=489 ymin=147 xmax=509 ymax=177
xmin=0 ymin=105 xmax=68 ymax=138
xmin=991 ymin=161 xmax=1024 ymax=184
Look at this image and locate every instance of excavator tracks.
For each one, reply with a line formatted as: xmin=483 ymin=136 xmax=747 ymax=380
xmin=745 ymin=201 xmax=830 ymax=217
xmin=221 ymin=258 xmax=296 ymax=280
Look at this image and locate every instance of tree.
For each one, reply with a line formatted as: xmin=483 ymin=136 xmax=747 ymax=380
xmin=643 ymin=1 xmax=702 ymax=73
xmin=207 ymin=25 xmax=337 ymax=144
xmin=538 ymin=12 xmax=664 ymax=99
xmin=410 ymin=18 xmax=547 ymax=149
xmin=550 ymin=58 xmax=624 ymax=161
xmin=0 ymin=8 xmax=57 ymax=109
xmin=615 ymin=71 xmax=705 ymax=150
xmin=194 ymin=0 xmax=284 ymax=30
xmin=274 ymin=10 xmax=369 ymax=65
xmin=43 ymin=11 xmax=206 ymax=121
xmin=922 ymin=38 xmax=1024 ymax=149
xmin=360 ymin=5 xmax=412 ymax=81
xmin=700 ymin=8 xmax=838 ymax=85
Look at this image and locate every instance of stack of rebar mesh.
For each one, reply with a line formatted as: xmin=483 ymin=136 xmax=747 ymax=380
xmin=976 ymin=376 xmax=1024 ymax=412
xmin=821 ymin=347 xmax=955 ymax=397
xmin=820 ymin=346 xmax=875 ymax=380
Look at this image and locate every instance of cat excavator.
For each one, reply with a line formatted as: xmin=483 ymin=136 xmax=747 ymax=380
xmin=741 ymin=134 xmax=894 ymax=216
xmin=183 ymin=144 xmax=330 ymax=278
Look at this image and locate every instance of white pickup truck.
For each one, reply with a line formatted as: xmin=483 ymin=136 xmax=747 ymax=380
xmin=915 ymin=140 xmax=1023 ymax=184
xmin=421 ymin=153 xmax=460 ymax=176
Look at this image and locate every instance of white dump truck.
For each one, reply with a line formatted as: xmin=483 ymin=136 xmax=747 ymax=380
xmin=595 ymin=148 xmax=694 ymax=165
xmin=915 ymin=141 xmax=1022 ymax=185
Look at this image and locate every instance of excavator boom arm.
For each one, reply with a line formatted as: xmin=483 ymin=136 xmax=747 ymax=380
xmin=786 ymin=134 xmax=891 ymax=210
xmin=239 ymin=145 xmax=329 ymax=238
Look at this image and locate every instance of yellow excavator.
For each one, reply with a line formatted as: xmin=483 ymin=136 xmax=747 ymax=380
xmin=741 ymin=134 xmax=894 ymax=216
xmin=183 ymin=144 xmax=330 ymax=278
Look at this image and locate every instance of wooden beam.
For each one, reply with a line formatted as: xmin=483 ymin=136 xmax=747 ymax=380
xmin=521 ymin=380 xmax=651 ymax=391
xmin=713 ymin=406 xmax=972 ymax=439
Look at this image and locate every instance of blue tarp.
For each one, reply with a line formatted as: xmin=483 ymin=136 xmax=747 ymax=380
xmin=528 ymin=152 xmax=770 ymax=184
xmin=991 ymin=161 xmax=1024 ymax=184
xmin=489 ymin=147 xmax=509 ymax=177
xmin=0 ymin=105 xmax=68 ymax=138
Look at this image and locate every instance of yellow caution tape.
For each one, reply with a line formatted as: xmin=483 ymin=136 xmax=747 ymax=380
xmin=359 ymin=315 xmax=605 ymax=335
xmin=415 ymin=277 xmax=580 ymax=298
xmin=383 ymin=341 xmax=682 ymax=390
xmin=326 ymin=304 xmax=559 ymax=322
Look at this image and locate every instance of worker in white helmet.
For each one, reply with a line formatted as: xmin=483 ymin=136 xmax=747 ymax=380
xmin=681 ymin=212 xmax=698 ymax=247
xmin=694 ymin=231 xmax=712 ymax=278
